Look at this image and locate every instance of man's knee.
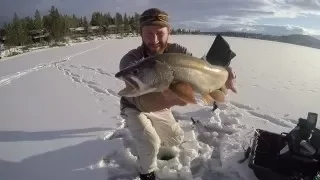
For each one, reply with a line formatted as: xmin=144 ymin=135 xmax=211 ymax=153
xmin=159 ymin=122 xmax=184 ymax=147
xmin=122 ymin=107 xmax=161 ymax=155
xmin=170 ymin=123 xmax=184 ymax=146
xmin=143 ymin=131 xmax=161 ymax=154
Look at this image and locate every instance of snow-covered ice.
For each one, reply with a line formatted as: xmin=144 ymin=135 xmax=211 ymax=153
xmin=1 ymin=35 xmax=320 ymax=180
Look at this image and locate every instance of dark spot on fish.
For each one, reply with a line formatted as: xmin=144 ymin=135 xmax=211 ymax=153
xmin=132 ymin=69 xmax=139 ymax=75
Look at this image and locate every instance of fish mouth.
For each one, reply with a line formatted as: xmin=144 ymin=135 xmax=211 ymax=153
xmin=117 ymin=77 xmax=146 ymax=97
xmin=118 ymin=85 xmax=137 ymax=97
xmin=123 ymin=76 xmax=140 ymax=90
xmin=115 ymin=70 xmax=140 ymax=90
xmin=117 ymin=75 xmax=158 ymax=97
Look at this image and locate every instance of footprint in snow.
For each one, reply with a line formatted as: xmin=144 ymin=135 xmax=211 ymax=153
xmin=230 ymin=101 xmax=254 ymax=111
xmin=68 ymin=65 xmax=78 ymax=69
xmin=97 ymin=68 xmax=112 ymax=76
xmin=52 ymin=59 xmax=67 ymax=67
xmin=63 ymin=71 xmax=70 ymax=76
xmin=81 ymin=79 xmax=97 ymax=85
xmin=106 ymin=89 xmax=120 ymax=98
xmin=70 ymin=72 xmax=80 ymax=78
xmin=87 ymin=84 xmax=107 ymax=94
xmin=71 ymin=76 xmax=81 ymax=83
xmin=81 ymin=65 xmax=96 ymax=71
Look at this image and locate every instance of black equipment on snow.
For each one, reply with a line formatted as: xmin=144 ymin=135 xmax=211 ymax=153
xmin=205 ymin=34 xmax=236 ymax=67
xmin=246 ymin=112 xmax=320 ymax=180
xmin=204 ymin=34 xmax=236 ymax=112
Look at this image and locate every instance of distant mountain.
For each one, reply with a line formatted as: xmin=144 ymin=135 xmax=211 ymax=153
xmin=277 ymin=34 xmax=320 ymax=49
xmin=198 ymin=31 xmax=320 ymax=50
xmin=313 ymin=35 xmax=320 ymax=40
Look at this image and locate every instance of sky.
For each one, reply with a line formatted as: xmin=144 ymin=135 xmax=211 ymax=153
xmin=1 ymin=35 xmax=320 ymax=180
xmin=1 ymin=0 xmax=320 ymax=36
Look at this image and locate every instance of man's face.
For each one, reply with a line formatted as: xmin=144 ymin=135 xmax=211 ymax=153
xmin=141 ymin=25 xmax=170 ymax=55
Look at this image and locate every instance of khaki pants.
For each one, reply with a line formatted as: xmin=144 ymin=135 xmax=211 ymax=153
xmin=120 ymin=107 xmax=184 ymax=174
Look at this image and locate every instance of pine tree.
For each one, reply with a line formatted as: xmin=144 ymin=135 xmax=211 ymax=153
xmin=13 ymin=13 xmax=24 ymax=45
xmin=21 ymin=17 xmax=33 ymax=44
xmin=3 ymin=13 xmax=30 ymax=46
xmin=71 ymin=14 xmax=78 ymax=28
xmin=4 ymin=23 xmax=15 ymax=46
xmin=114 ymin=12 xmax=123 ymax=34
xmin=24 ymin=16 xmax=35 ymax=32
xmin=90 ymin=12 xmax=103 ymax=27
xmin=42 ymin=15 xmax=50 ymax=30
xmin=114 ymin=12 xmax=123 ymax=26
xmin=0 ymin=25 xmax=5 ymax=38
xmin=123 ymin=13 xmax=130 ymax=34
xmin=128 ymin=15 xmax=136 ymax=33
xmin=11 ymin=13 xmax=21 ymax=45
xmin=79 ymin=16 xmax=83 ymax=27
xmin=48 ymin=6 xmax=64 ymax=40
xmin=34 ymin=9 xmax=43 ymax=30
xmin=103 ymin=13 xmax=112 ymax=26
xmin=83 ymin=16 xmax=89 ymax=36
xmin=133 ymin=12 xmax=141 ymax=33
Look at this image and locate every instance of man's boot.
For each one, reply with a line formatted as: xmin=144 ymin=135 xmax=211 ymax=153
xmin=139 ymin=171 xmax=155 ymax=180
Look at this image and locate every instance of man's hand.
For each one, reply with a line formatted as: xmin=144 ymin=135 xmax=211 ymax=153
xmin=136 ymin=90 xmax=187 ymax=112
xmin=225 ymin=66 xmax=237 ymax=93
xmin=162 ymin=89 xmax=188 ymax=106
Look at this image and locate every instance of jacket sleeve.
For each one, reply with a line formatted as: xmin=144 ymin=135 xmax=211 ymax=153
xmin=167 ymin=43 xmax=193 ymax=56
xmin=119 ymin=48 xmax=144 ymax=71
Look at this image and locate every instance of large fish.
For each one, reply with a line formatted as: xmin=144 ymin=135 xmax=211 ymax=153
xmin=114 ymin=52 xmax=230 ymax=104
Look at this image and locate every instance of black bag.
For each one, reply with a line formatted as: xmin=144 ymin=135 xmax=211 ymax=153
xmin=248 ymin=113 xmax=320 ymax=180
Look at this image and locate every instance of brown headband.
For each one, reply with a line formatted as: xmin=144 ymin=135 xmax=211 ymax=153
xmin=139 ymin=13 xmax=170 ymax=28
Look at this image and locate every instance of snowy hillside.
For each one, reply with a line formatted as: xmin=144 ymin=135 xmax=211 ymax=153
xmin=0 ymin=35 xmax=320 ymax=180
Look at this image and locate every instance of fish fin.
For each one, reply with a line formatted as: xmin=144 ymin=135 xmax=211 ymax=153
xmin=209 ymin=90 xmax=226 ymax=103
xmin=201 ymin=93 xmax=215 ymax=105
xmin=220 ymin=85 xmax=228 ymax=94
xmin=170 ymin=82 xmax=197 ymax=104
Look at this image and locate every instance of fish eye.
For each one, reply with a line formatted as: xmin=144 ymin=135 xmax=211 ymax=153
xmin=132 ymin=69 xmax=139 ymax=75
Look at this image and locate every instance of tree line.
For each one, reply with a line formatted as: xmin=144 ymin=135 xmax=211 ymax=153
xmin=0 ymin=5 xmax=201 ymax=47
xmin=171 ymin=28 xmax=201 ymax=35
xmin=0 ymin=6 xmax=141 ymax=46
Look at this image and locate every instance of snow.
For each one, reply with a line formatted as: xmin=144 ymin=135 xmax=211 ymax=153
xmin=0 ymin=34 xmax=136 ymax=60
xmin=1 ymin=34 xmax=320 ymax=180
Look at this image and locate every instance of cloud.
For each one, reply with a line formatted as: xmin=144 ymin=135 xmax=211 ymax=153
xmin=144 ymin=0 xmax=320 ymax=20
xmin=283 ymin=0 xmax=320 ymax=12
xmin=147 ymin=0 xmax=320 ymax=35
xmin=145 ymin=0 xmax=320 ymax=35
xmin=177 ymin=20 xmax=320 ymax=36
xmin=2 ymin=0 xmax=320 ymax=19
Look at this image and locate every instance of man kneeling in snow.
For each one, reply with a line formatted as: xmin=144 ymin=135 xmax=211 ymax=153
xmin=118 ymin=8 xmax=237 ymax=180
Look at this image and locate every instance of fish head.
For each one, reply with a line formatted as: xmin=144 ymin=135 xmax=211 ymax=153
xmin=115 ymin=58 xmax=173 ymax=97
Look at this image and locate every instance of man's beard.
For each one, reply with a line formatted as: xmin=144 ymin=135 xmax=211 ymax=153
xmin=143 ymin=39 xmax=168 ymax=56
